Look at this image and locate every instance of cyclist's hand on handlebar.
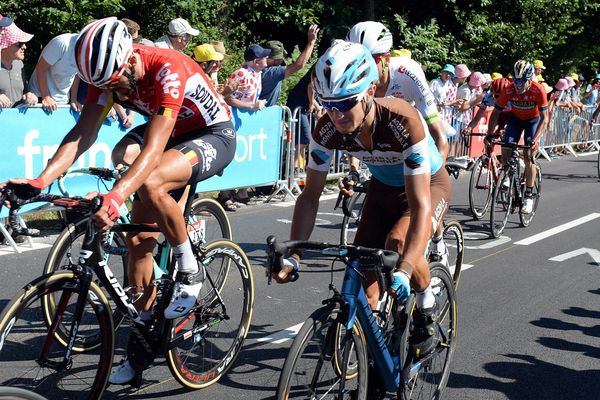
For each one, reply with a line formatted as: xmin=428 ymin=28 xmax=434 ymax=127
xmin=88 ymin=190 xmax=124 ymax=231
xmin=271 ymin=256 xmax=299 ymax=284
xmin=1 ymin=178 xmax=45 ymax=201
xmin=390 ymin=270 xmax=411 ymax=303
xmin=339 ymin=170 xmax=361 ymax=198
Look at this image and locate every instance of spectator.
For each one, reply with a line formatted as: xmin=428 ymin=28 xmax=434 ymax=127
xmin=582 ymin=73 xmax=600 ymax=107
xmin=209 ymin=40 xmax=229 ymax=87
xmin=533 ymin=59 xmax=545 ymax=82
xmin=566 ymin=75 xmax=584 ymax=113
xmin=154 ymin=18 xmax=198 ymax=51
xmin=491 ymin=72 xmax=503 ymax=81
xmin=225 ymin=44 xmax=269 ymax=111
xmin=122 ymin=17 xmax=154 ymax=46
xmin=0 ymin=22 xmax=37 ymax=107
xmin=430 ymin=64 xmax=456 ymax=109
xmin=0 ymin=14 xmax=13 ymax=59
xmin=482 ymin=73 xmax=492 ymax=91
xmin=456 ymin=71 xmax=485 ymax=126
xmin=391 ymin=48 xmax=411 ymax=58
xmin=193 ymin=43 xmax=224 ymax=87
xmin=259 ymin=24 xmax=319 ymax=106
xmin=28 ymin=32 xmax=80 ymax=112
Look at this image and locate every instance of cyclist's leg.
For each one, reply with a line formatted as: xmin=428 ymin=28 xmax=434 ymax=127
xmin=429 ymin=168 xmax=452 ymax=263
xmin=523 ymin=117 xmax=541 ymax=188
xmin=111 ymin=123 xmax=146 ymax=168
xmin=352 ymin=178 xmax=401 ymax=310
xmin=502 ymin=115 xmax=522 ymax=166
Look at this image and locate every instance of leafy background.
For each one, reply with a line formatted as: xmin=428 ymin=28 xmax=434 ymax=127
xmin=3 ymin=0 xmax=599 ymax=104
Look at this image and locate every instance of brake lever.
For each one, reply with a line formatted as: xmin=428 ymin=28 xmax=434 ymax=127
xmin=266 ymin=235 xmax=299 ymax=284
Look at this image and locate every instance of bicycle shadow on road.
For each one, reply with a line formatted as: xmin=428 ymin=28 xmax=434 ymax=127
xmin=449 ymin=353 xmax=600 ymax=399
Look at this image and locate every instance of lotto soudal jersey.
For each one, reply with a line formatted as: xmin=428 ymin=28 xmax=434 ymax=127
xmin=495 ymin=81 xmax=548 ymax=120
xmin=384 ymin=57 xmax=440 ymax=124
xmin=86 ymin=44 xmax=232 ymax=138
xmin=308 ymin=98 xmax=443 ymax=187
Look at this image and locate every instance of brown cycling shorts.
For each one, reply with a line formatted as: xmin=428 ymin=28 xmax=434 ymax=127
xmin=353 ymin=168 xmax=452 ymax=249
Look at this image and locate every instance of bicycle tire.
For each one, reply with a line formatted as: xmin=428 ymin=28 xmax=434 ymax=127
xmin=597 ymin=149 xmax=600 ymax=180
xmin=188 ymin=197 xmax=232 ymax=244
xmin=519 ymin=164 xmax=542 ymax=227
xmin=276 ymin=304 xmax=368 ymax=400
xmin=442 ymin=220 xmax=464 ymax=289
xmin=0 ymin=386 xmax=48 ymax=400
xmin=166 ymin=240 xmax=253 ymax=389
xmin=490 ymin=169 xmax=514 ymax=238
xmin=41 ymin=218 xmax=128 ymax=350
xmin=340 ymin=191 xmax=366 ymax=245
xmin=0 ymin=272 xmax=114 ymax=400
xmin=399 ymin=263 xmax=457 ymax=400
xmin=468 ymin=156 xmax=494 ymax=220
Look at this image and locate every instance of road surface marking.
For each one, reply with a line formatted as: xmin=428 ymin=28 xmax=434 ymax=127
xmin=256 ymin=322 xmax=304 ymax=344
xmin=515 ymin=213 xmax=600 ymax=245
xmin=549 ymin=248 xmax=600 ymax=266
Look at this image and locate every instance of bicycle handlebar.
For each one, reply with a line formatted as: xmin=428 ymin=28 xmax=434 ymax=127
xmin=265 ymin=235 xmax=399 ymax=284
xmin=334 ymin=177 xmax=367 ymax=217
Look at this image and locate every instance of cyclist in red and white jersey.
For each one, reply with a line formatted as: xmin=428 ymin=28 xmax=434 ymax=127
xmin=2 ymin=17 xmax=237 ymax=384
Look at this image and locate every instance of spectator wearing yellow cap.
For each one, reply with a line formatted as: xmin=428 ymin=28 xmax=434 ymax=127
xmin=491 ymin=72 xmax=503 ymax=81
xmin=193 ymin=44 xmax=224 ymax=85
xmin=532 ymin=59 xmax=545 ymax=82
xmin=391 ymin=48 xmax=411 ymax=58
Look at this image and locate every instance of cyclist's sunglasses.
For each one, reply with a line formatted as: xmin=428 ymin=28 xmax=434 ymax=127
xmin=513 ymin=78 xmax=528 ymax=85
xmin=97 ymin=65 xmax=128 ymax=90
xmin=317 ymin=96 xmax=360 ymax=113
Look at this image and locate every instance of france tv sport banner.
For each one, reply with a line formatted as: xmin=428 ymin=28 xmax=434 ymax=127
xmin=0 ymin=106 xmax=283 ymax=217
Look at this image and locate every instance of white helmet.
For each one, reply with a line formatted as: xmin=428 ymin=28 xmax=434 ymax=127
xmin=346 ymin=21 xmax=393 ymax=55
xmin=75 ymin=17 xmax=133 ymax=86
xmin=312 ymin=40 xmax=379 ymax=101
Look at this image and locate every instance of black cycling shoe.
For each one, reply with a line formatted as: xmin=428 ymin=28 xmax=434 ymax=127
xmin=410 ymin=302 xmax=441 ymax=359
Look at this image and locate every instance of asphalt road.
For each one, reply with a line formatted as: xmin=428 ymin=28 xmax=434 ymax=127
xmin=1 ymin=152 xmax=599 ymax=399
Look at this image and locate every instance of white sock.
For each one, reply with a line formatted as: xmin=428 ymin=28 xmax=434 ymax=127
xmin=416 ymin=284 xmax=436 ymax=309
xmin=173 ymin=240 xmax=198 ymax=274
xmin=432 ymin=235 xmax=445 ymax=253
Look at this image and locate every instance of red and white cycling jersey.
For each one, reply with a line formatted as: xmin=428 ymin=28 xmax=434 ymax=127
xmin=86 ymin=44 xmax=232 ymax=138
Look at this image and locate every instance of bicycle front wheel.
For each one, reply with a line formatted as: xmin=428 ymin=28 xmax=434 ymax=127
xmin=340 ymin=191 xmax=366 ymax=245
xmin=167 ymin=240 xmax=253 ymax=389
xmin=520 ymin=164 xmax=542 ymax=227
xmin=399 ymin=263 xmax=457 ymax=400
xmin=468 ymin=156 xmax=494 ymax=220
xmin=0 ymin=272 xmax=114 ymax=400
xmin=490 ymin=170 xmax=514 ymax=238
xmin=276 ymin=304 xmax=368 ymax=400
xmin=41 ymin=218 xmax=127 ymax=350
xmin=443 ymin=220 xmax=464 ymax=289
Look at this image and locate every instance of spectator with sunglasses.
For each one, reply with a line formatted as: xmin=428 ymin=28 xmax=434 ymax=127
xmin=154 ymin=18 xmax=198 ymax=52
xmin=487 ymin=60 xmax=548 ymax=215
xmin=0 ymin=21 xmax=37 ymax=107
xmin=272 ymin=40 xmax=451 ymax=362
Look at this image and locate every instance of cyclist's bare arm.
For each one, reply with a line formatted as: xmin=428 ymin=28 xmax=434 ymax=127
xmin=35 ymin=103 xmax=110 ymax=186
xmin=427 ymin=120 xmax=448 ymax=161
xmin=486 ymin=108 xmax=501 ymax=136
xmin=532 ymin=108 xmax=549 ymax=144
xmin=290 ymin=167 xmax=328 ymax=241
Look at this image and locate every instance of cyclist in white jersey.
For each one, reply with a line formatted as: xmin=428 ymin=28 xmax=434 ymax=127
xmin=347 ymin=21 xmax=450 ymax=265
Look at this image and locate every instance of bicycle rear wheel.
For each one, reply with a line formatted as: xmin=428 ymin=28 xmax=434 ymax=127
xmin=520 ymin=164 xmax=542 ymax=227
xmin=490 ymin=170 xmax=514 ymax=238
xmin=167 ymin=240 xmax=253 ymax=388
xmin=399 ymin=263 xmax=457 ymax=400
xmin=41 ymin=218 xmax=127 ymax=350
xmin=0 ymin=272 xmax=114 ymax=400
xmin=276 ymin=304 xmax=368 ymax=400
xmin=188 ymin=197 xmax=232 ymax=245
xmin=0 ymin=386 xmax=49 ymax=400
xmin=468 ymin=156 xmax=494 ymax=220
xmin=442 ymin=220 xmax=464 ymax=288
xmin=340 ymin=191 xmax=366 ymax=245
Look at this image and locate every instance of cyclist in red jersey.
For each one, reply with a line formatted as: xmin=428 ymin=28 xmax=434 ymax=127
xmin=2 ymin=18 xmax=237 ymax=384
xmin=487 ymin=60 xmax=548 ymax=214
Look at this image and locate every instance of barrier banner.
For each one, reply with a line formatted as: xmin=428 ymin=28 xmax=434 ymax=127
xmin=469 ymin=106 xmax=492 ymax=158
xmin=0 ymin=106 xmax=283 ymax=217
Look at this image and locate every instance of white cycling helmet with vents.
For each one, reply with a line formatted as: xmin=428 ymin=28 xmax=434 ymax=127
xmin=312 ymin=40 xmax=379 ymax=101
xmin=75 ymin=17 xmax=133 ymax=86
xmin=346 ymin=21 xmax=393 ymax=55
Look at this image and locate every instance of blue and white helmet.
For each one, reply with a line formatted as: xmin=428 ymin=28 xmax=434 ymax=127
xmin=312 ymin=40 xmax=379 ymax=101
xmin=346 ymin=21 xmax=393 ymax=55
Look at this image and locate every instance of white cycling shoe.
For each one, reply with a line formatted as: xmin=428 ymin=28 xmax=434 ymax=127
xmin=429 ymin=242 xmax=449 ymax=269
xmin=164 ymin=273 xmax=203 ymax=319
xmin=109 ymin=358 xmax=137 ymax=385
xmin=521 ymin=197 xmax=534 ymax=214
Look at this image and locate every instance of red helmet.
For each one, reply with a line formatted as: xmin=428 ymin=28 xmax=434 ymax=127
xmin=491 ymin=77 xmax=510 ymax=96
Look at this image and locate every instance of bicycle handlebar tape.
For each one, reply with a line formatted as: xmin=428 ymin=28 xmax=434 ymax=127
xmin=101 ymin=190 xmax=125 ymax=221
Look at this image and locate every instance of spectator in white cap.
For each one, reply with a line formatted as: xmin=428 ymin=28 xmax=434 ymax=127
xmin=155 ymin=18 xmax=198 ymax=51
xmin=0 ymin=21 xmax=37 ymax=107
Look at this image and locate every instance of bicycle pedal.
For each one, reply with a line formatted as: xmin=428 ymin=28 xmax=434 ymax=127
xmin=129 ymin=369 xmax=143 ymax=388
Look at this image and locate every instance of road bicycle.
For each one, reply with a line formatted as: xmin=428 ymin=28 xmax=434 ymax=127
xmin=490 ymin=141 xmax=542 ymax=238
xmin=266 ymin=236 xmax=457 ymax=400
xmin=466 ymin=133 xmax=504 ymax=220
xmin=41 ymin=166 xmax=232 ymax=338
xmin=0 ymin=185 xmax=253 ymax=399
xmin=0 ymin=386 xmax=47 ymax=400
xmin=337 ymin=161 xmax=466 ymax=288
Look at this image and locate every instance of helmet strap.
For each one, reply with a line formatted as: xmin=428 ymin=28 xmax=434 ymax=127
xmin=123 ymin=63 xmax=138 ymax=92
xmin=343 ymin=98 xmax=374 ymax=143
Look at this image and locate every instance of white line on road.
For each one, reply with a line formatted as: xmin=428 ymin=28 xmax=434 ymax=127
xmin=256 ymin=322 xmax=304 ymax=344
xmin=271 ymin=193 xmax=339 ymax=208
xmin=0 ymin=242 xmax=51 ymax=256
xmin=549 ymin=248 xmax=600 ymax=265
xmin=514 ymin=213 xmax=600 ymax=245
